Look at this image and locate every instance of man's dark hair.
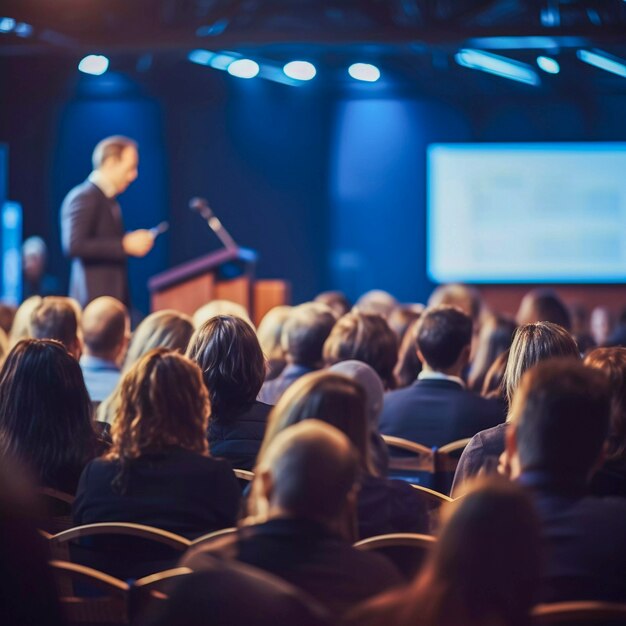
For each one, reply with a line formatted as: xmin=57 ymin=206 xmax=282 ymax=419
xmin=281 ymin=303 xmax=336 ymax=369
xmin=513 ymin=359 xmax=611 ymax=481
xmin=29 ymin=297 xmax=79 ymax=353
xmin=416 ymin=306 xmax=472 ymax=370
xmin=186 ymin=315 xmax=265 ymax=420
xmin=82 ymin=297 xmax=128 ymax=356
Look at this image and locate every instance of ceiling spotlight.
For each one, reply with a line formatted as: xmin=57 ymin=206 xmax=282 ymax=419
xmin=0 ymin=17 xmax=15 ymax=33
xmin=455 ymin=49 xmax=540 ymax=86
xmin=227 ymin=58 xmax=259 ymax=79
xmin=78 ymin=55 xmax=109 ymax=76
xmin=283 ymin=61 xmax=316 ymax=81
xmin=536 ymin=55 xmax=560 ymax=74
xmin=577 ymin=49 xmax=626 ymax=79
xmin=348 ymin=63 xmax=381 ymax=82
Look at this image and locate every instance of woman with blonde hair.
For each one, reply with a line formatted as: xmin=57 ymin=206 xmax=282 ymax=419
xmin=252 ymin=371 xmax=429 ymax=539
xmin=74 ymin=349 xmax=240 ymax=538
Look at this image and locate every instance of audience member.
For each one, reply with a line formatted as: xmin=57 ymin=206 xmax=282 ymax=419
xmin=29 ymin=296 xmax=82 ymax=359
xmin=74 ymin=349 xmax=240 ymax=538
xmin=379 ymin=306 xmax=503 ymax=448
xmin=182 ymin=421 xmax=403 ymax=615
xmin=8 ymin=295 xmax=41 ymax=348
xmin=584 ymin=347 xmax=626 ymax=497
xmin=468 ymin=314 xmax=516 ymax=393
xmin=193 ymin=299 xmax=253 ymax=329
xmin=346 ymin=477 xmax=541 ymax=626
xmin=0 ymin=339 xmax=99 ymax=493
xmin=480 ymin=349 xmax=509 ymax=400
xmin=590 ymin=306 xmax=614 ymax=347
xmin=329 ymin=360 xmax=389 ymax=477
xmin=257 ymin=371 xmax=430 ymax=539
xmin=0 ymin=303 xmax=16 ymax=335
xmin=504 ymin=359 xmax=626 ymax=602
xmin=569 ymin=303 xmax=595 ymax=354
xmin=22 ymin=236 xmax=59 ymax=299
xmin=387 ymin=305 xmax=423 ymax=343
xmin=187 ymin=315 xmax=270 ymax=471
xmin=427 ymin=283 xmax=482 ymax=327
xmin=259 ymin=302 xmax=336 ymax=405
xmin=354 ymin=290 xmax=398 ymax=318
xmin=324 ymin=311 xmax=397 ymax=390
xmin=516 ymin=288 xmax=571 ymax=331
xmin=97 ymin=309 xmax=194 ymax=424
xmin=393 ymin=317 xmax=423 ymax=388
xmin=256 ymin=305 xmax=293 ymax=381
xmin=80 ymin=296 xmax=129 ymax=403
xmin=314 ymin=290 xmax=350 ymax=318
xmin=452 ymin=322 xmax=579 ymax=496
xmin=606 ymin=307 xmax=626 ymax=347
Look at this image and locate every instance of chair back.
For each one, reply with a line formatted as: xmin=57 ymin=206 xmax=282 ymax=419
xmin=233 ymin=468 xmax=255 ymax=491
xmin=532 ymin=601 xmax=626 ymax=625
xmin=435 ymin=437 xmax=472 ymax=493
xmin=382 ymin=435 xmax=436 ymax=486
xmin=354 ymin=532 xmax=436 ymax=581
xmin=37 ymin=487 xmax=75 ymax=534
xmin=130 ymin=567 xmax=192 ymax=622
xmin=190 ymin=527 xmax=239 ymax=549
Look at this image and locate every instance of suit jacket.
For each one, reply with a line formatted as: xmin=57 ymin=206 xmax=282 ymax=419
xmin=520 ymin=471 xmax=626 ymax=603
xmin=181 ymin=517 xmax=403 ymax=616
xmin=60 ymin=180 xmax=128 ymax=307
xmin=379 ymin=378 xmax=505 ymax=449
xmin=73 ymin=447 xmax=241 ymax=538
xmin=208 ymin=401 xmax=272 ymax=471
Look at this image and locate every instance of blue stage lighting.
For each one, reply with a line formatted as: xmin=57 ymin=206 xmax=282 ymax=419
xmin=227 ymin=58 xmax=259 ymax=79
xmin=536 ymin=56 xmax=560 ymax=74
xmin=188 ymin=49 xmax=214 ymax=66
xmin=283 ymin=61 xmax=316 ymax=81
xmin=78 ymin=55 xmax=109 ymax=76
xmin=0 ymin=17 xmax=15 ymax=32
xmin=14 ymin=22 xmax=33 ymax=37
xmin=455 ymin=49 xmax=540 ymax=86
xmin=577 ymin=49 xmax=626 ymax=79
xmin=348 ymin=63 xmax=381 ymax=82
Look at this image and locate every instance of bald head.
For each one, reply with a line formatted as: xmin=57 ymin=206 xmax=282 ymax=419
xmin=259 ymin=420 xmax=359 ymax=524
xmin=82 ymin=297 xmax=129 ymax=361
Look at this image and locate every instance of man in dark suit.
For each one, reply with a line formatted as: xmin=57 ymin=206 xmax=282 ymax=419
xmin=504 ymin=359 xmax=626 ymax=603
xmin=60 ymin=136 xmax=154 ymax=307
xmin=379 ymin=305 xmax=503 ymax=448
xmin=181 ymin=420 xmax=402 ymax=616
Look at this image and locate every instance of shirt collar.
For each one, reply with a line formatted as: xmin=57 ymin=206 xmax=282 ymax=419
xmin=88 ymin=170 xmax=118 ymax=199
xmin=80 ymin=354 xmax=120 ymax=371
xmin=417 ymin=370 xmax=466 ymax=389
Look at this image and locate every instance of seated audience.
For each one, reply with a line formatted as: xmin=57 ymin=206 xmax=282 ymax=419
xmin=468 ymin=314 xmax=516 ymax=393
xmin=354 ymin=290 xmax=398 ymax=318
xmin=193 ymin=299 xmax=253 ymax=329
xmin=379 ymin=306 xmax=503 ymax=448
xmin=452 ymin=322 xmax=579 ymax=496
xmin=393 ymin=317 xmax=423 ymax=388
xmin=8 ymin=295 xmax=41 ymax=348
xmin=584 ymin=347 xmax=626 ymax=497
xmin=329 ymin=360 xmax=389 ymax=476
xmin=29 ymin=295 xmax=82 ymax=359
xmin=256 ymin=371 xmax=429 ymax=539
xmin=387 ymin=305 xmax=422 ymax=343
xmin=427 ymin=283 xmax=483 ymax=328
xmin=182 ymin=421 xmax=403 ymax=615
xmin=97 ymin=309 xmax=194 ymax=424
xmin=516 ymin=288 xmax=571 ymax=331
xmin=22 ymin=236 xmax=60 ymax=299
xmin=79 ymin=296 xmax=129 ymax=403
xmin=187 ymin=315 xmax=270 ymax=471
xmin=74 ymin=349 xmax=240 ymax=538
xmin=590 ymin=306 xmax=614 ymax=347
xmin=345 ymin=477 xmax=541 ymax=626
xmin=480 ymin=349 xmax=509 ymax=400
xmin=259 ymin=302 xmax=336 ymax=405
xmin=323 ymin=311 xmax=398 ymax=390
xmin=0 ymin=339 xmax=99 ymax=493
xmin=256 ymin=305 xmax=293 ymax=380
xmin=504 ymin=359 xmax=626 ymax=602
xmin=314 ymin=290 xmax=350 ymax=318
xmin=606 ymin=307 xmax=626 ymax=348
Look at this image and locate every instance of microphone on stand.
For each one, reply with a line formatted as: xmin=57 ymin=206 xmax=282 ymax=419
xmin=189 ymin=197 xmax=238 ymax=250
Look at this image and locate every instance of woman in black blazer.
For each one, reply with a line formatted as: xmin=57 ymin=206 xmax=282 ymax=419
xmin=73 ymin=348 xmax=241 ymax=538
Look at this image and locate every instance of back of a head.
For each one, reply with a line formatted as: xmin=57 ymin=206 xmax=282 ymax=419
xmin=92 ymin=135 xmax=137 ymax=170
xmin=82 ymin=296 xmax=128 ymax=358
xmin=387 ymin=306 xmax=423 ymax=343
xmin=427 ymin=284 xmax=482 ymax=324
xmin=281 ymin=303 xmax=336 ymax=368
xmin=186 ymin=315 xmax=265 ymax=418
xmin=314 ymin=291 xmax=350 ymax=318
xmin=9 ymin=296 xmax=42 ymax=347
xmin=262 ymin=371 xmax=371 ymax=473
xmin=511 ymin=359 xmax=611 ymax=481
xmin=354 ymin=290 xmax=398 ymax=318
xmin=516 ymin=288 xmax=571 ymax=331
xmin=503 ymin=322 xmax=579 ymax=405
xmin=110 ymin=349 xmax=209 ymax=463
xmin=0 ymin=339 xmax=93 ymax=488
xmin=416 ymin=306 xmax=472 ymax=371
xmin=193 ymin=300 xmax=253 ymax=330
xmin=259 ymin=420 xmax=359 ymax=523
xmin=29 ymin=296 xmax=79 ymax=354
xmin=123 ymin=310 xmax=194 ymax=372
xmin=323 ymin=311 xmax=397 ymax=389
xmin=394 ymin=317 xmax=423 ymax=388
xmin=410 ymin=477 xmax=540 ymax=626
xmin=257 ymin=305 xmax=293 ymax=358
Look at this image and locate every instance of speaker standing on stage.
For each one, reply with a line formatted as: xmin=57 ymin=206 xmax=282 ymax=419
xmin=60 ymin=136 xmax=154 ymax=307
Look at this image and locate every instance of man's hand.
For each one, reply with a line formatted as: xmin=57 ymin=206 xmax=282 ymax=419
xmin=123 ymin=229 xmax=154 ymax=257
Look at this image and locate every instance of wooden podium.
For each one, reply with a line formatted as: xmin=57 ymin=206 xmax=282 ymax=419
xmin=148 ymin=247 xmax=290 ymax=325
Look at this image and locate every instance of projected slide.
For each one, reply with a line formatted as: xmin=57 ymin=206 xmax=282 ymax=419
xmin=428 ymin=143 xmax=626 ymax=283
